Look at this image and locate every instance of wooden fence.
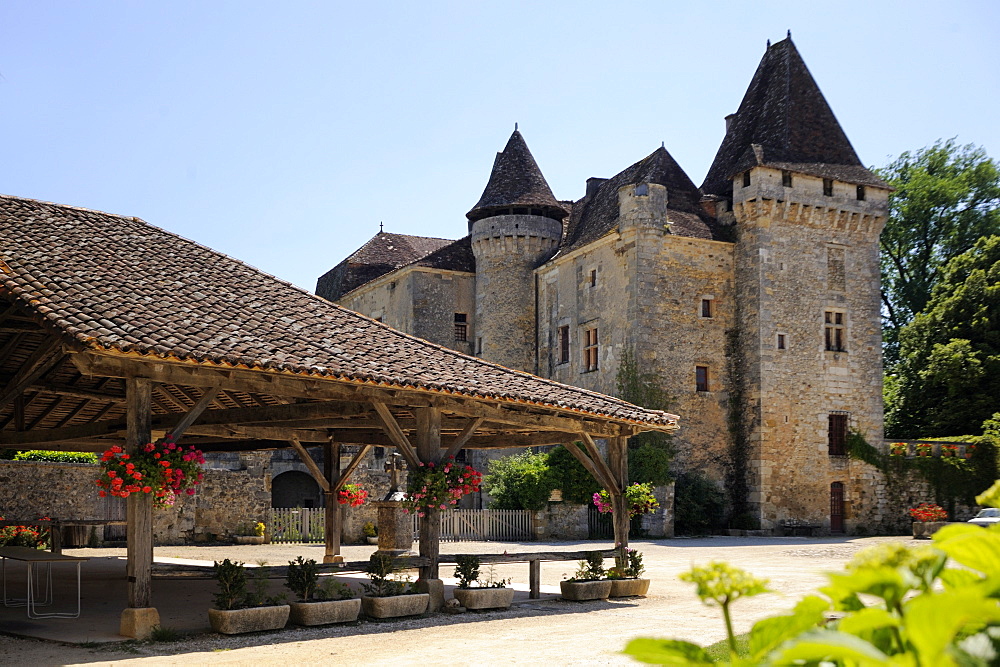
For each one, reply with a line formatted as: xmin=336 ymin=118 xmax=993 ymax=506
xmin=268 ymin=507 xmax=326 ymax=544
xmin=412 ymin=509 xmax=532 ymax=542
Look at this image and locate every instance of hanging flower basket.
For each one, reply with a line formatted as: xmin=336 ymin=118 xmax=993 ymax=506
xmin=95 ymin=436 xmax=206 ymax=500
xmin=593 ymin=482 xmax=659 ymax=517
xmin=337 ymin=484 xmax=369 ymax=507
xmin=402 ymin=458 xmax=482 ymax=517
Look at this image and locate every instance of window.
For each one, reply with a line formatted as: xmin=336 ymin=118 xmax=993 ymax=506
xmin=454 ymin=313 xmax=468 ymax=342
xmin=701 ymin=298 xmax=713 ymax=318
xmin=695 ymin=366 xmax=709 ymax=392
xmin=635 ymin=183 xmax=648 ymax=196
xmin=777 ymin=333 xmax=786 ymax=350
xmin=782 ymin=170 xmax=792 ymax=187
xmin=828 ymin=413 xmax=849 ymax=456
xmin=558 ymin=325 xmax=570 ymax=364
xmin=824 ymin=311 xmax=846 ymax=351
xmin=856 ymin=185 xmax=866 ymax=201
xmin=742 ymin=171 xmax=751 ymax=188
xmin=583 ymin=327 xmax=599 ymax=372
xmin=823 ymin=179 xmax=834 ymax=196
xmin=475 ymin=337 xmax=483 ymax=355
xmin=589 ymin=269 xmax=597 ymax=287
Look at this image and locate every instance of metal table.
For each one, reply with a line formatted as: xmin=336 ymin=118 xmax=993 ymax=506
xmin=0 ymin=546 xmax=89 ymax=619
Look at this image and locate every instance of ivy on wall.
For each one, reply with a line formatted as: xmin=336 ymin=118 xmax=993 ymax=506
xmin=724 ymin=327 xmax=755 ymax=529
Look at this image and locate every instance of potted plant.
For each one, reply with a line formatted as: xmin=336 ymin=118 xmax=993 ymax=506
xmin=593 ymin=482 xmax=660 ymax=517
xmin=560 ymin=551 xmax=612 ymax=601
xmin=285 ymin=556 xmax=360 ymax=626
xmin=96 ymin=436 xmax=205 ymax=500
xmin=208 ymin=559 xmax=289 ymax=634
xmin=910 ymin=502 xmax=949 ymax=539
xmin=360 ymin=552 xmax=429 ymax=619
xmin=234 ymin=521 xmax=266 ymax=545
xmin=607 ymin=547 xmax=650 ymax=597
xmin=363 ymin=521 xmax=379 ymax=545
xmin=451 ymin=555 xmax=514 ymax=610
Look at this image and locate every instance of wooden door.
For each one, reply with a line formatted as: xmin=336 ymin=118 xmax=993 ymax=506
xmin=830 ymin=482 xmax=845 ymax=533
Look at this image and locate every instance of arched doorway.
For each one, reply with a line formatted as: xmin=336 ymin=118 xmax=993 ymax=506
xmin=830 ymin=482 xmax=845 ymax=533
xmin=271 ymin=470 xmax=323 ymax=508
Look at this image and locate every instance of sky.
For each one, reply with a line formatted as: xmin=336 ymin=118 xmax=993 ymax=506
xmin=2 ymin=1 xmax=998 ymax=292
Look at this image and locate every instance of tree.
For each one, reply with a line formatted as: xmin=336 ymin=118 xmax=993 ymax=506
xmin=885 ymin=235 xmax=1000 ymax=437
xmin=481 ymin=451 xmax=557 ymax=510
xmin=615 ymin=346 xmax=674 ymax=484
xmin=877 ymin=139 xmax=1000 ymax=364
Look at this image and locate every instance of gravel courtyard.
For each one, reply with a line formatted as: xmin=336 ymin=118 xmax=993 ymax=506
xmin=0 ymin=535 xmax=909 ymax=666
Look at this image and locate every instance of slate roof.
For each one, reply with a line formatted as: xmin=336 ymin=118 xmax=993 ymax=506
xmin=0 ymin=194 xmax=676 ymax=428
xmin=315 ymin=232 xmax=457 ymax=301
xmin=467 ymin=130 xmax=569 ymax=224
xmin=702 ymin=37 xmax=888 ymax=196
xmin=562 ymin=147 xmax=722 ymax=252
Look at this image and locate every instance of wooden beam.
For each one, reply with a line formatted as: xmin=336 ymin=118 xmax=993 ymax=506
xmin=28 ymin=383 xmax=125 ymax=403
xmin=184 ymin=423 xmax=329 ymax=442
xmin=442 ymin=416 xmax=484 ymax=461
xmin=125 ymin=377 xmax=153 ymax=609
xmin=415 ymin=407 xmax=442 ymax=582
xmin=287 ymin=435 xmax=330 ymax=493
xmin=323 ymin=439 xmax=341 ymax=562
xmin=371 ymin=401 xmax=419 ymax=468
xmin=165 ymin=387 xmax=218 ymax=441
xmin=53 ymin=398 xmax=92 ymax=429
xmin=563 ymin=440 xmax=617 ymax=493
xmin=0 ymin=338 xmax=65 ymax=409
xmin=332 ymin=445 xmax=373 ymax=493
xmin=152 ymin=385 xmax=188 ymax=411
xmin=26 ymin=396 xmax=63 ymax=430
xmin=579 ymin=432 xmax=620 ymax=493
xmin=609 ymin=436 xmax=630 ymax=550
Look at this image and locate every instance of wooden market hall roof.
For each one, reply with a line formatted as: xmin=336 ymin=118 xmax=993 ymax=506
xmin=0 ymin=194 xmax=677 ymax=454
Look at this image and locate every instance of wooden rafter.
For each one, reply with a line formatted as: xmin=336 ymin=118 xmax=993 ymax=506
xmin=332 ymin=444 xmax=373 ymax=493
xmin=443 ymin=416 xmax=484 ymax=460
xmin=370 ymin=400 xmax=419 ymax=467
xmin=579 ymin=432 xmax=620 ymax=493
xmin=0 ymin=338 xmax=64 ymax=409
xmin=287 ymin=435 xmax=331 ymax=493
xmin=165 ymin=387 xmax=219 ymax=441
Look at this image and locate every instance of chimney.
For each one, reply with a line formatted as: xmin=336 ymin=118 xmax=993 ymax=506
xmin=586 ymin=177 xmax=607 ymax=198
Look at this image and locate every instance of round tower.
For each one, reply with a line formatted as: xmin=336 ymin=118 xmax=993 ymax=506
xmin=468 ymin=130 xmax=568 ymax=372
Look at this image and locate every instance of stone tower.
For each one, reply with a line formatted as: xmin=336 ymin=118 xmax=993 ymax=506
xmin=467 ymin=130 xmax=568 ymax=372
xmin=702 ymin=37 xmax=891 ymax=531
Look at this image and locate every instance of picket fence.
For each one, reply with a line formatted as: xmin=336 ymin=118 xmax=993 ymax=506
xmin=267 ymin=507 xmax=532 ymax=544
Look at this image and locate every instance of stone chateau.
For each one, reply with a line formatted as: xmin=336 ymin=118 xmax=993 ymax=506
xmin=316 ymin=37 xmax=891 ymax=534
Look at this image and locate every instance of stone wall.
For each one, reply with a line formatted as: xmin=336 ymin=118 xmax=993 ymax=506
xmin=534 ymin=502 xmax=588 ymax=540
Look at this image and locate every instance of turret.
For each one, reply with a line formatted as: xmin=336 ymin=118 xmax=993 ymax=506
xmin=468 ymin=129 xmax=568 ymax=372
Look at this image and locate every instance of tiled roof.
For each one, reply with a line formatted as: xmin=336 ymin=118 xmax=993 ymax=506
xmin=316 ymin=232 xmax=455 ymax=301
xmin=702 ymin=37 xmax=888 ymax=196
xmin=562 ymin=147 xmax=722 ymax=252
xmin=413 ymin=235 xmax=475 ymax=273
xmin=0 ymin=194 xmax=676 ymax=428
xmin=466 ymin=130 xmax=569 ymax=224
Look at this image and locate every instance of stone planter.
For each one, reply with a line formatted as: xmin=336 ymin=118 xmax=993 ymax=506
xmin=609 ymin=578 xmax=650 ymax=597
xmin=234 ymin=535 xmax=265 ymax=545
xmin=361 ymin=593 xmax=429 ymax=619
xmin=912 ymin=521 xmax=949 ymax=539
xmin=453 ymin=587 xmax=515 ymax=610
xmin=289 ymin=598 xmax=361 ymax=626
xmin=559 ymin=580 xmax=612 ymax=601
xmin=366 ymin=536 xmax=380 ymax=545
xmin=208 ymin=605 xmax=290 ymax=634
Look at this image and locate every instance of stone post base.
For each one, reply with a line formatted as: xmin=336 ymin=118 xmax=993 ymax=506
xmin=416 ymin=578 xmax=444 ymax=612
xmin=323 ymin=554 xmax=345 ymax=564
xmin=120 ymin=607 xmax=160 ymax=639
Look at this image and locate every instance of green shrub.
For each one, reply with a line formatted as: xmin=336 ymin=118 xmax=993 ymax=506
xmin=483 ymin=450 xmax=557 ymax=510
xmin=673 ymin=471 xmax=726 ymax=535
xmin=13 ymin=450 xmax=98 ymax=464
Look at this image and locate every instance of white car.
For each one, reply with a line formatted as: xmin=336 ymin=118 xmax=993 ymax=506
xmin=967 ymin=508 xmax=1000 ymax=527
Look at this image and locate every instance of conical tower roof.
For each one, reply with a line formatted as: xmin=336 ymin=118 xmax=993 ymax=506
xmin=702 ymin=36 xmax=887 ymax=195
xmin=467 ymin=130 xmax=569 ymax=223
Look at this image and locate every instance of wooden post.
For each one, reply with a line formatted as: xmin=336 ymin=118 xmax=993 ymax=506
xmin=529 ymin=559 xmax=541 ymax=599
xmin=125 ymin=377 xmax=153 ymax=608
xmin=414 ymin=407 xmax=442 ymax=581
xmin=323 ymin=438 xmax=342 ymax=563
xmin=609 ymin=436 xmax=629 ymax=551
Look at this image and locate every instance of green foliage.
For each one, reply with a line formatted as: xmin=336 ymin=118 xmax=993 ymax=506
xmin=285 ymin=556 xmax=320 ymax=601
xmin=616 ymin=346 xmax=675 ymax=485
xmin=362 ymin=552 xmax=415 ymax=597
xmin=570 ymin=551 xmax=606 ymax=582
xmin=362 ymin=521 xmax=377 ymax=538
xmin=594 ymin=482 xmax=659 ymax=517
xmin=724 ymin=327 xmax=753 ymax=528
xmin=609 ymin=547 xmax=645 ymax=580
xmin=623 ymin=487 xmax=1000 ymax=666
xmin=454 ymin=555 xmax=480 ymax=589
xmin=148 ymin=625 xmax=182 ymax=642
xmin=546 ymin=444 xmax=600 ymax=504
xmin=673 ymin=471 xmax=726 ymax=536
xmin=482 ymin=450 xmax=557 ymax=510
xmin=887 ymin=236 xmax=1000 ymax=436
xmin=212 ymin=559 xmax=248 ymax=610
xmin=12 ymin=450 xmax=99 ymax=464
xmin=876 ymin=139 xmax=1000 ymax=365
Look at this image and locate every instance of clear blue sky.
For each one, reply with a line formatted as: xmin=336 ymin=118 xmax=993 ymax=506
xmin=3 ymin=1 xmax=998 ymax=292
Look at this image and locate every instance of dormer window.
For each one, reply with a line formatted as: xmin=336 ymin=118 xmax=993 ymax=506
xmin=782 ymin=170 xmax=792 ymax=187
xmin=856 ymin=185 xmax=866 ymax=201
xmin=823 ymin=179 xmax=834 ymax=196
xmin=742 ymin=172 xmax=751 ymax=188
xmin=635 ymin=183 xmax=648 ymax=196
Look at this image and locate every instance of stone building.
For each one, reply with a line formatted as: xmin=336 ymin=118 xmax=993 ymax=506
xmin=316 ymin=37 xmax=891 ymax=534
